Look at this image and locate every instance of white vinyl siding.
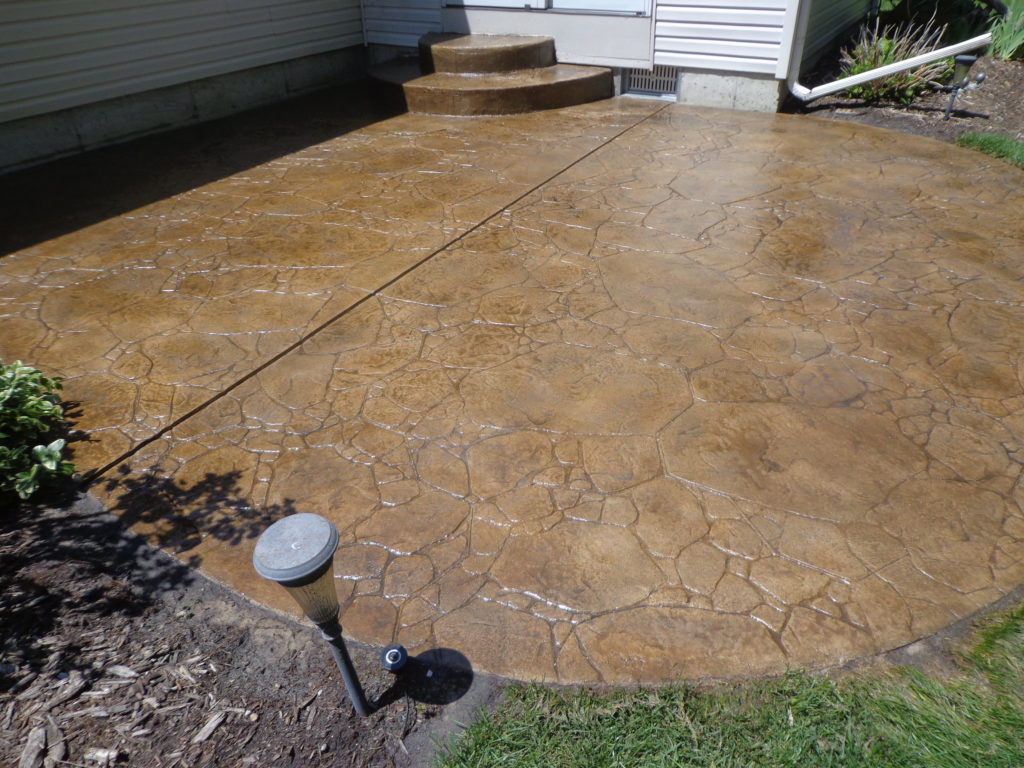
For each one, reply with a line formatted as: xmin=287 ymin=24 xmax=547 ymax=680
xmin=654 ymin=1 xmax=790 ymax=74
xmin=363 ymin=0 xmax=442 ymax=47
xmin=800 ymin=0 xmax=872 ymax=67
xmin=0 ymin=0 xmax=364 ymax=123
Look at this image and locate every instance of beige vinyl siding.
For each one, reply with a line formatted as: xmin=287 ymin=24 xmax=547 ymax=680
xmin=0 ymin=0 xmax=364 ymax=123
xmin=800 ymin=0 xmax=872 ymax=67
xmin=363 ymin=0 xmax=442 ymax=47
xmin=654 ymin=1 xmax=790 ymax=74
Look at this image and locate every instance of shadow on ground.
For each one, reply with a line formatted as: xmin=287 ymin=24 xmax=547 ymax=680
xmin=0 ymin=79 xmax=402 ymax=255
xmin=375 ymin=649 xmax=475 ymax=711
xmin=0 ymin=485 xmax=195 ymax=691
xmin=98 ymin=466 xmax=295 ymax=554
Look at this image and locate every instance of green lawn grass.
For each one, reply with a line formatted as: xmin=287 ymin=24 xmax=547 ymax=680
xmin=956 ymin=132 xmax=1024 ymax=169
xmin=438 ymin=601 xmax=1024 ymax=768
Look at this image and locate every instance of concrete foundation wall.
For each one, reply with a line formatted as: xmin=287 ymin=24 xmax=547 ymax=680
xmin=0 ymin=47 xmax=365 ymax=174
xmin=675 ymin=70 xmax=783 ymax=112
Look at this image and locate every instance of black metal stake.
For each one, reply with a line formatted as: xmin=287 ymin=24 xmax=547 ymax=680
xmin=944 ymin=55 xmax=982 ymax=121
xmin=318 ymin=618 xmax=373 ymax=717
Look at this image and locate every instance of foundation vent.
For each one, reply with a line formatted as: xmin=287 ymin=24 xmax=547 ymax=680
xmin=625 ymin=65 xmax=679 ymax=98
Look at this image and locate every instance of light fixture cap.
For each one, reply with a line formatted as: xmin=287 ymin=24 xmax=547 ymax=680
xmin=253 ymin=512 xmax=339 ymax=585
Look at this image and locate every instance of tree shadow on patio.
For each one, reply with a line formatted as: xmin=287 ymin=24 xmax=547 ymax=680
xmin=98 ymin=465 xmax=295 ymax=556
xmin=0 ymin=79 xmax=402 ymax=256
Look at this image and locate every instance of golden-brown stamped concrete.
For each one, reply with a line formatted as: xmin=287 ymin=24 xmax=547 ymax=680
xmin=5 ymin=102 xmax=1024 ymax=684
xmin=0 ymin=98 xmax=660 ymax=471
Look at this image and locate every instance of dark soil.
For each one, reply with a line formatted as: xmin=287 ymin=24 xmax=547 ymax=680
xmin=785 ymin=55 xmax=1024 ymax=145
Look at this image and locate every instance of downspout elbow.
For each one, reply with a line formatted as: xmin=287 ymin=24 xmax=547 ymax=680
xmin=787 ymin=79 xmax=812 ymax=102
xmin=784 ymin=0 xmax=814 ymax=102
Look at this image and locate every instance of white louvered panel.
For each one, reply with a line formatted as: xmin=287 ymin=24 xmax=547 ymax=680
xmin=653 ymin=49 xmax=777 ymax=74
xmin=653 ymin=22 xmax=783 ymax=43
xmin=656 ymin=37 xmax=779 ymax=58
xmin=364 ymin=19 xmax=441 ymax=31
xmin=654 ymin=6 xmax=785 ymax=26
xmin=1 ymin=0 xmax=181 ymax=25
xmin=2 ymin=14 xmax=361 ymax=94
xmin=2 ymin=2 xmax=259 ymax=43
xmin=362 ymin=6 xmax=444 ymax=23
xmin=1 ymin=10 xmax=274 ymax=65
xmin=653 ymin=1 xmax=788 ymax=75
xmin=363 ymin=0 xmax=442 ymax=47
xmin=363 ymin=0 xmax=441 ymax=9
xmin=661 ymin=0 xmax=785 ymax=7
xmin=6 ymin=28 xmax=361 ymax=108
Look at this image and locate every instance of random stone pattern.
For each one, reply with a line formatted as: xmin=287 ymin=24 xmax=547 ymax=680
xmin=6 ymin=103 xmax=1024 ymax=684
xmin=0 ymin=99 xmax=661 ymax=470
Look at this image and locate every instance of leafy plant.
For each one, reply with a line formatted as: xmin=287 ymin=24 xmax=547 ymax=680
xmin=957 ymin=131 xmax=1024 ymax=168
xmin=878 ymin=0 xmax=996 ymax=42
xmin=0 ymin=360 xmax=75 ymax=500
xmin=840 ymin=15 xmax=954 ymax=103
xmin=990 ymin=0 xmax=1024 ymax=59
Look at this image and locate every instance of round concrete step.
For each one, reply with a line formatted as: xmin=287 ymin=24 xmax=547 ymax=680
xmin=419 ymin=33 xmax=556 ymax=74
xmin=404 ymin=65 xmax=613 ymax=115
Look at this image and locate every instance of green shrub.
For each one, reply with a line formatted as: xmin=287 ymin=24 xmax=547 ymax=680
xmin=878 ymin=0 xmax=995 ymax=43
xmin=0 ymin=360 xmax=75 ymax=500
xmin=840 ymin=15 xmax=953 ymax=103
xmin=956 ymin=132 xmax=1024 ymax=168
xmin=990 ymin=0 xmax=1024 ymax=60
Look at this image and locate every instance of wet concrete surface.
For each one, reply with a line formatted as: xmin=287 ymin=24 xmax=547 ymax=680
xmin=1 ymin=90 xmax=660 ymax=471
xmin=2 ymin=90 xmax=1023 ymax=684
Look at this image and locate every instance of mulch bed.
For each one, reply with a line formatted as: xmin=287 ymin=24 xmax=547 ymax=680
xmin=1 ymin=492 xmax=440 ymax=768
xmin=785 ymin=56 xmax=1024 ymax=145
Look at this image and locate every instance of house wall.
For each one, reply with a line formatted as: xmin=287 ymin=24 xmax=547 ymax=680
xmin=799 ymin=0 xmax=873 ymax=68
xmin=653 ymin=0 xmax=791 ymax=75
xmin=440 ymin=9 xmax=654 ymax=68
xmin=0 ymin=0 xmax=365 ymax=124
xmin=365 ymin=0 xmax=443 ymax=48
xmin=366 ymin=0 xmax=871 ymax=80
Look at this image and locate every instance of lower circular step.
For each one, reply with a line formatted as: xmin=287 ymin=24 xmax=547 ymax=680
xmin=403 ymin=64 xmax=614 ymax=115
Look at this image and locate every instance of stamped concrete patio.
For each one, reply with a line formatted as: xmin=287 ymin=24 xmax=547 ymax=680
xmin=2 ymin=91 xmax=1023 ymax=684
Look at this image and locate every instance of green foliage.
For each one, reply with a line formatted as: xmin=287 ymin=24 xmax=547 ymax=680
xmin=439 ymin=602 xmax=1024 ymax=768
xmin=878 ymin=0 xmax=996 ymax=41
xmin=0 ymin=360 xmax=74 ymax=500
xmin=956 ymin=132 xmax=1024 ymax=168
xmin=840 ymin=16 xmax=953 ymax=104
xmin=990 ymin=0 xmax=1024 ymax=59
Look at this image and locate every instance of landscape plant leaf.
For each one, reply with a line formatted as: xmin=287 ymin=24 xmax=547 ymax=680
xmin=0 ymin=360 xmax=75 ymax=500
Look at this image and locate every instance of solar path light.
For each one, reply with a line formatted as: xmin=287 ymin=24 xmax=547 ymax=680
xmin=944 ymin=55 xmax=984 ymax=120
xmin=253 ymin=513 xmax=407 ymax=717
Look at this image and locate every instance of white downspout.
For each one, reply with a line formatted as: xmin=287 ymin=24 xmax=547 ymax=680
xmin=785 ymin=1 xmax=993 ymax=103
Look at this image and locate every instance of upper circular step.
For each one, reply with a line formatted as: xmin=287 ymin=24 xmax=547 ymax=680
xmin=419 ymin=33 xmax=556 ymax=74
